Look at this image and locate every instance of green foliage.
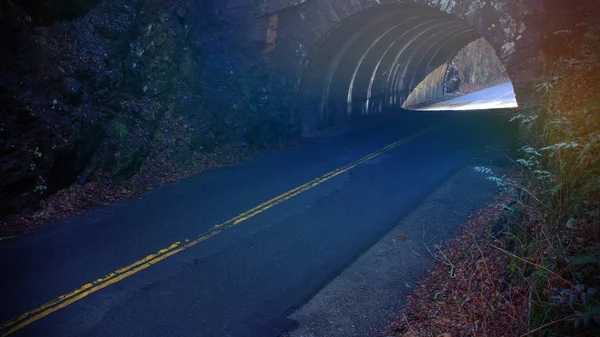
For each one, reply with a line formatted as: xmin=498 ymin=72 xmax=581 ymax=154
xmin=33 ymin=147 xmax=42 ymax=158
xmin=474 ymin=64 xmax=600 ymax=335
xmin=33 ymin=185 xmax=47 ymax=193
xmin=34 ymin=176 xmax=47 ymax=194
xmin=114 ymin=122 xmax=128 ymax=138
xmin=28 ymin=146 xmax=43 ymax=172
xmin=509 ymin=113 xmax=537 ymax=126
xmin=536 ymin=81 xmax=554 ymax=94
xmin=573 ymin=255 xmax=600 ymax=266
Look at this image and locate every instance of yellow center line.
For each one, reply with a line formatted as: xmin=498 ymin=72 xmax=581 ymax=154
xmin=0 ymin=127 xmax=431 ymax=336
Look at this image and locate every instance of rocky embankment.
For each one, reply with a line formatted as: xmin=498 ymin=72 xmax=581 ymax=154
xmin=0 ymin=0 xmax=293 ymax=218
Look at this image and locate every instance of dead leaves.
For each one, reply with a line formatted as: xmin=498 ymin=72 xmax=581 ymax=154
xmin=385 ymin=198 xmax=529 ymax=337
xmin=0 ymin=142 xmax=294 ymax=239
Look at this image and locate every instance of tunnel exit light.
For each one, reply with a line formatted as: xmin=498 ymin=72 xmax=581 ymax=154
xmin=411 ymin=82 xmax=518 ymax=111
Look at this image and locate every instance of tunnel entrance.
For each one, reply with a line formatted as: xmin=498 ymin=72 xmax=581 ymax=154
xmin=295 ymin=3 xmax=513 ymax=134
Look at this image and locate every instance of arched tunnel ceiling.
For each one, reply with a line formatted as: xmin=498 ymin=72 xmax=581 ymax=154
xmin=299 ymin=4 xmax=480 ymax=129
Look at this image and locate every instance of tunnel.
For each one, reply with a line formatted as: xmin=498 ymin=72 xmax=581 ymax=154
xmin=3 ymin=0 xmax=599 ymax=335
xmin=0 ymin=0 xmax=540 ymax=215
xmin=293 ymin=4 xmax=491 ymax=132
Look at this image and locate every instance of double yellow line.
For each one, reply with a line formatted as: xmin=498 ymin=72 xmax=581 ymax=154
xmin=0 ymin=128 xmax=430 ymax=336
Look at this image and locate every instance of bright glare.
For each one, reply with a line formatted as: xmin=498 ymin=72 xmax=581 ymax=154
xmin=412 ymin=82 xmax=518 ymax=111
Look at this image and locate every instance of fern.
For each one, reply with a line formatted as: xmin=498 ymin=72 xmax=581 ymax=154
xmin=473 ymin=166 xmax=493 ymax=175
xmin=473 ymin=167 xmax=506 ymax=187
xmin=540 ymin=142 xmax=579 ymax=151
xmin=486 ymin=176 xmax=505 ymax=187
xmin=536 ymin=81 xmax=554 ymax=94
xmin=549 ymin=116 xmax=571 ymax=128
xmin=517 ymin=158 xmax=534 ymax=167
xmin=510 ymin=113 xmax=537 ymax=125
xmin=534 ymin=170 xmax=552 ymax=181
xmin=521 ymin=146 xmax=542 ymax=157
xmin=114 ymin=122 xmax=128 ymax=138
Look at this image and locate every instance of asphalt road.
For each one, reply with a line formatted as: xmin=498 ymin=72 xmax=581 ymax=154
xmin=0 ymin=109 xmax=515 ymax=337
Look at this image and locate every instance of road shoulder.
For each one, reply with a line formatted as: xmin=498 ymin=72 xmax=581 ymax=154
xmin=286 ymin=166 xmax=503 ymax=337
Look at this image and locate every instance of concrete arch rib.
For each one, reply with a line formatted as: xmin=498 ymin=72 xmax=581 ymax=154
xmin=345 ymin=15 xmax=440 ymax=115
xmin=403 ymin=33 xmax=477 ymax=107
xmin=389 ymin=22 xmax=468 ymax=106
xmin=303 ymin=6 xmax=426 ymax=129
xmin=364 ymin=18 xmax=441 ymax=113
xmin=405 ymin=28 xmax=478 ymax=95
xmin=318 ymin=10 xmax=418 ymax=123
xmin=389 ymin=22 xmax=468 ymax=103
xmin=389 ymin=63 xmax=401 ymax=106
xmin=393 ymin=26 xmax=473 ymax=105
xmin=383 ymin=21 xmax=463 ymax=107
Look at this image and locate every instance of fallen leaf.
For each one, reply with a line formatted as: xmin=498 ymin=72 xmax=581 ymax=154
xmin=395 ymin=234 xmax=411 ymax=241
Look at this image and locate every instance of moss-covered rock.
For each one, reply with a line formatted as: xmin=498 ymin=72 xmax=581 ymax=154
xmin=0 ymin=0 xmax=293 ymax=215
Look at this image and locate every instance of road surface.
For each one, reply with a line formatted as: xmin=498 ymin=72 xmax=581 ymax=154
xmin=413 ymin=82 xmax=518 ymax=111
xmin=0 ymin=109 xmax=514 ymax=337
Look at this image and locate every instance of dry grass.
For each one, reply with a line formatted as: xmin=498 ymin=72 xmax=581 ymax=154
xmin=385 ymin=196 xmax=529 ymax=337
xmin=386 ymin=8 xmax=600 ymax=335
